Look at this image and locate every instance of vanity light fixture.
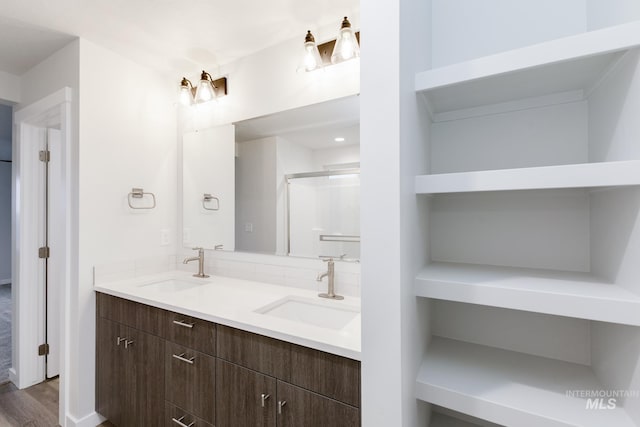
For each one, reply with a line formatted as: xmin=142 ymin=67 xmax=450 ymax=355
xmin=303 ymin=30 xmax=323 ymax=72
xmin=178 ymin=70 xmax=228 ymax=106
xmin=300 ymin=17 xmax=360 ymax=72
xmin=331 ymin=17 xmax=360 ymax=64
xmin=334 ymin=137 xmax=345 ymax=142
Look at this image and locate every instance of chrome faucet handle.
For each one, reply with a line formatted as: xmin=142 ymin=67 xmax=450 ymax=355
xmin=214 ymin=244 xmax=224 ymax=250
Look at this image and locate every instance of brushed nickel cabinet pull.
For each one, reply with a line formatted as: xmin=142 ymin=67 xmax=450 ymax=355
xmin=172 ymin=353 xmax=196 ymax=365
xmin=172 ymin=416 xmax=195 ymax=427
xmin=116 ymin=337 xmax=126 ymax=346
xmin=278 ymin=400 xmax=287 ymax=414
xmin=172 ymin=319 xmax=195 ymax=329
xmin=124 ymin=340 xmax=134 ymax=349
xmin=261 ymin=393 xmax=271 ymax=407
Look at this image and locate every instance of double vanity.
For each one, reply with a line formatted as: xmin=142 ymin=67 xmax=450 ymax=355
xmin=94 ymin=270 xmax=361 ymax=427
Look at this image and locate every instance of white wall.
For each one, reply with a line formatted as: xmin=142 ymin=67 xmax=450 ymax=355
xmin=275 ymin=137 xmax=314 ymax=256
xmin=75 ymin=38 xmax=177 ymax=422
xmin=431 ymin=0 xmax=586 ymax=68
xmin=0 ymin=70 xmax=20 ymax=104
xmin=587 ymin=0 xmax=640 ymax=30
xmin=235 ymin=137 xmax=278 ymax=253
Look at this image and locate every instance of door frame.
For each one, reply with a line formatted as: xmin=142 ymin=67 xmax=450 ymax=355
xmin=12 ymin=87 xmax=72 ymax=427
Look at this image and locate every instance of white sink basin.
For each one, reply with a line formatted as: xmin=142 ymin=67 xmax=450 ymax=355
xmin=256 ymin=297 xmax=359 ymax=330
xmin=138 ymin=278 xmax=206 ymax=292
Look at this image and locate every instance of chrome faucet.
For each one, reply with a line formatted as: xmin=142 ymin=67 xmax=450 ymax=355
xmin=317 ymin=257 xmax=343 ymax=300
xmin=183 ymin=247 xmax=209 ymax=278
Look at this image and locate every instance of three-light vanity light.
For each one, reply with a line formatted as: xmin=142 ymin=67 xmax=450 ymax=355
xmin=302 ymin=16 xmax=360 ymax=72
xmin=178 ymin=70 xmax=228 ymax=106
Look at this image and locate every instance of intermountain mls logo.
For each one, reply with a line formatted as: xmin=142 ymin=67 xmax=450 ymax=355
xmin=566 ymin=389 xmax=640 ymax=410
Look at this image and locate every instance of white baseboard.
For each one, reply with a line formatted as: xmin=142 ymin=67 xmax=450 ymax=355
xmin=65 ymin=411 xmax=106 ymax=427
xmin=8 ymin=368 xmax=17 ymax=385
xmin=0 ymin=279 xmax=11 ymax=285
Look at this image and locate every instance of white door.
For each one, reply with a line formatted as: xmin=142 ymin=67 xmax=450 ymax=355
xmin=45 ymin=128 xmax=60 ymax=378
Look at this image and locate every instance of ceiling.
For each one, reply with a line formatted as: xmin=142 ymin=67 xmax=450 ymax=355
xmin=0 ymin=0 xmax=360 ymax=76
xmin=235 ymin=95 xmax=359 ymax=150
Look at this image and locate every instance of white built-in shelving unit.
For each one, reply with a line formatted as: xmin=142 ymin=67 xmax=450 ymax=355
xmin=412 ymin=4 xmax=640 ymax=426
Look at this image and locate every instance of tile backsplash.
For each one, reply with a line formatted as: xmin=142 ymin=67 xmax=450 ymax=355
xmin=94 ymin=251 xmax=361 ymax=297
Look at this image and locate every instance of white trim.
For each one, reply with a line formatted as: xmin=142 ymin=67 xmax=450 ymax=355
xmin=8 ymin=368 xmax=17 ymax=384
xmin=65 ymin=411 xmax=106 ymax=427
xmin=14 ymin=87 xmax=72 ymax=124
xmin=13 ymin=87 xmax=72 ymax=427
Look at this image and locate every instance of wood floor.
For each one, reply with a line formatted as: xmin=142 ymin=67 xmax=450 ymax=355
xmin=0 ymin=378 xmax=115 ymax=426
xmin=0 ymin=379 xmax=59 ymax=426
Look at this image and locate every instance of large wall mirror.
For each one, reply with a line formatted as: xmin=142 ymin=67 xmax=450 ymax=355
xmin=182 ymin=95 xmax=360 ymax=260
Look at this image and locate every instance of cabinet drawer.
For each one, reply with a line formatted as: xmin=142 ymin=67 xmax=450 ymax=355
xmin=165 ymin=342 xmax=216 ymax=424
xmin=165 ymin=402 xmax=213 ymax=427
xmin=97 ymin=292 xmax=164 ymax=336
xmin=216 ymin=325 xmax=290 ymax=379
xmin=290 ymin=344 xmax=360 ymax=407
xmin=163 ymin=311 xmax=216 ymax=356
xmin=276 ymin=380 xmax=360 ymax=427
xmin=215 ymin=359 xmax=276 ymax=427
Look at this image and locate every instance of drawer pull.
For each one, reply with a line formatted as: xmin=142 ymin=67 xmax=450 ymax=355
xmin=261 ymin=393 xmax=271 ymax=407
xmin=116 ymin=337 xmax=126 ymax=346
xmin=173 ymin=319 xmax=195 ymax=329
xmin=278 ymin=400 xmax=287 ymax=414
xmin=172 ymin=353 xmax=196 ymax=365
xmin=172 ymin=416 xmax=195 ymax=427
xmin=124 ymin=340 xmax=134 ymax=349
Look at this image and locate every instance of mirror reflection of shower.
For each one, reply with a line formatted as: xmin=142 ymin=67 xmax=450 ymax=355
xmin=286 ymin=166 xmax=360 ymax=259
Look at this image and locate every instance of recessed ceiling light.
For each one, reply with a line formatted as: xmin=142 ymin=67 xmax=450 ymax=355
xmin=334 ymin=137 xmax=345 ymax=142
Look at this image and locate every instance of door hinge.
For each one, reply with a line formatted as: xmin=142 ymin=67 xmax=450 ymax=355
xmin=39 ymin=150 xmax=50 ymax=163
xmin=38 ymin=246 xmax=50 ymax=259
xmin=38 ymin=343 xmax=50 ymax=356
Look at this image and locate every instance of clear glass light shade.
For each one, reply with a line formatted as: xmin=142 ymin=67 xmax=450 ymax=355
xmin=302 ymin=41 xmax=323 ymax=72
xmin=178 ymin=85 xmax=193 ymax=106
xmin=331 ymin=27 xmax=360 ymax=64
xmin=195 ymin=79 xmax=215 ymax=103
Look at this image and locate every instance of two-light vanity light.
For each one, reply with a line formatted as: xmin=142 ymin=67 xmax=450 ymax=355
xmin=302 ymin=16 xmax=360 ymax=72
xmin=178 ymin=70 xmax=228 ymax=106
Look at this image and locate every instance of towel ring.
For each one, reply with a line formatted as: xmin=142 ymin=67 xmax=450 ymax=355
xmin=128 ymin=187 xmax=156 ymax=209
xmin=203 ymin=193 xmax=220 ymax=211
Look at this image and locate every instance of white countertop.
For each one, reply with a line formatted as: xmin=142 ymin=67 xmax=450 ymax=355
xmin=94 ymin=270 xmax=361 ymax=360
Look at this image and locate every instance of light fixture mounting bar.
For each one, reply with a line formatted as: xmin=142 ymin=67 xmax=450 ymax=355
xmin=212 ymin=76 xmax=228 ymax=97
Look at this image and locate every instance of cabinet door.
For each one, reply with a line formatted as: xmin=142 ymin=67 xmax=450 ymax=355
xmin=128 ymin=326 xmax=165 ymax=426
xmin=96 ymin=318 xmax=129 ymax=427
xmin=276 ymin=381 xmax=360 ymax=427
xmin=165 ymin=342 xmax=216 ymax=424
xmin=215 ymin=359 xmax=276 ymax=427
xmin=290 ymin=344 xmax=360 ymax=407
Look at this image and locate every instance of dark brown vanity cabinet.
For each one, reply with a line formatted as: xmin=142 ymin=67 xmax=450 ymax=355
xmin=216 ymin=359 xmax=277 ymax=427
xmin=96 ymin=317 xmax=165 ymax=427
xmin=96 ymin=293 xmax=360 ymax=427
xmin=216 ymin=324 xmax=361 ymax=427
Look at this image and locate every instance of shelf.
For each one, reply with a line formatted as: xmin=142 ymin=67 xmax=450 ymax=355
xmin=415 ymin=160 xmax=640 ymax=194
xmin=416 ymin=337 xmax=637 ymax=427
xmin=415 ymin=262 xmax=640 ymax=326
xmin=415 ymin=21 xmax=640 ymax=115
